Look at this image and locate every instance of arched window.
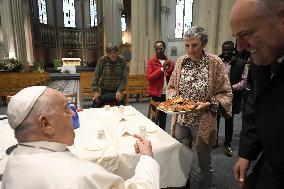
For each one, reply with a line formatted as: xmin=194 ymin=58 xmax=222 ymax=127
xmin=38 ymin=0 xmax=47 ymax=24
xmin=121 ymin=14 xmax=126 ymax=32
xmin=63 ymin=0 xmax=76 ymax=28
xmin=175 ymin=0 xmax=194 ymax=38
xmin=90 ymin=0 xmax=98 ymax=27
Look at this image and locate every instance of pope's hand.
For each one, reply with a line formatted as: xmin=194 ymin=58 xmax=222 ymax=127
xmin=133 ymin=134 xmax=153 ymax=157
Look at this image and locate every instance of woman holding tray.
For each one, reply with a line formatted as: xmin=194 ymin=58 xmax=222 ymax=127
xmin=166 ymin=26 xmax=232 ymax=189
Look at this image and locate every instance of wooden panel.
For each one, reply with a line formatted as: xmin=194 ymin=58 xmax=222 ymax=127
xmin=79 ymin=71 xmax=94 ymax=106
xmin=125 ymin=74 xmax=149 ymax=104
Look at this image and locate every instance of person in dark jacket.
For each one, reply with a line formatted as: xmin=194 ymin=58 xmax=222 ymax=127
xmin=216 ymin=41 xmax=248 ymax=157
xmin=230 ymin=0 xmax=284 ymax=189
xmin=146 ymin=41 xmax=174 ymax=130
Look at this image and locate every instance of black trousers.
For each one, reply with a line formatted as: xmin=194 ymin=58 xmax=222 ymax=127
xmin=217 ymin=114 xmax=234 ymax=147
xmin=151 ymin=94 xmax=167 ymax=130
xmin=92 ymin=89 xmax=125 ymax=108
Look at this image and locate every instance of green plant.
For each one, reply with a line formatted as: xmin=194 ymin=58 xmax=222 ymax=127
xmin=53 ymin=59 xmax=63 ymax=71
xmin=63 ymin=69 xmax=70 ymax=74
xmin=34 ymin=62 xmax=45 ymax=73
xmin=0 ymin=58 xmax=23 ymax=72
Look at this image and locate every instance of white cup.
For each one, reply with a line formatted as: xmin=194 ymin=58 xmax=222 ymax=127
xmin=119 ymin=105 xmax=124 ymax=113
xmin=97 ymin=129 xmax=105 ymax=139
xmin=104 ymin=105 xmax=110 ymax=111
xmin=139 ymin=125 xmax=146 ymax=137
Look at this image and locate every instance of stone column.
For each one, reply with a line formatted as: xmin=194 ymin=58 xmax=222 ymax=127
xmin=103 ymin=0 xmax=123 ymax=47
xmin=161 ymin=0 xmax=170 ymax=42
xmin=195 ymin=0 xmax=220 ymax=54
xmin=130 ymin=0 xmax=161 ymax=75
xmin=216 ymin=0 xmax=236 ymax=54
xmin=0 ymin=0 xmax=27 ymax=64
xmin=23 ymin=0 xmax=35 ymax=65
xmin=194 ymin=0 xmax=235 ymax=54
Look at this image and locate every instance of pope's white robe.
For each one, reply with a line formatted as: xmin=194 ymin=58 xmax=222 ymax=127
xmin=1 ymin=141 xmax=160 ymax=189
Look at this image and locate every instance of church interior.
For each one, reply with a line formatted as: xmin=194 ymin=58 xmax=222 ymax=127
xmin=0 ymin=0 xmax=242 ymax=189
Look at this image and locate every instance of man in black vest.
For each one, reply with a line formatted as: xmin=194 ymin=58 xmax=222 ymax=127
xmin=216 ymin=41 xmax=248 ymax=157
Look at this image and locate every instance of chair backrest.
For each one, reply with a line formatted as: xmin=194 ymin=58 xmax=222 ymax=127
xmin=147 ymin=98 xmax=160 ymax=125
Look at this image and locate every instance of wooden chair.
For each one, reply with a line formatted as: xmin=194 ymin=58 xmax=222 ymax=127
xmin=147 ymin=98 xmax=160 ymax=125
xmin=79 ymin=72 xmax=94 ymax=107
xmin=125 ymin=74 xmax=149 ymax=104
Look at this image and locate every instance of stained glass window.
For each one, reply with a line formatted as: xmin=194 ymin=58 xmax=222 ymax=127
xmin=38 ymin=0 xmax=47 ymax=24
xmin=63 ymin=0 xmax=76 ymax=28
xmin=175 ymin=0 xmax=194 ymax=38
xmin=121 ymin=14 xmax=126 ymax=32
xmin=90 ymin=0 xmax=98 ymax=27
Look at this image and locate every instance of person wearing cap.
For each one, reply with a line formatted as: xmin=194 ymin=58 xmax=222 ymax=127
xmin=2 ymin=86 xmax=160 ymax=189
xmin=92 ymin=43 xmax=127 ymax=108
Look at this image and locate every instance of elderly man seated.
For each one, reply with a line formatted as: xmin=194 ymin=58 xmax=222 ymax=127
xmin=92 ymin=43 xmax=127 ymax=108
xmin=2 ymin=86 xmax=160 ymax=189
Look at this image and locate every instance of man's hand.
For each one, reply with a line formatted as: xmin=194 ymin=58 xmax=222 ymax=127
xmin=133 ymin=134 xmax=153 ymax=157
xmin=116 ymin=91 xmax=123 ymax=102
xmin=234 ymin=157 xmax=250 ymax=189
xmin=195 ymin=102 xmax=211 ymax=110
xmin=92 ymin=92 xmax=100 ymax=102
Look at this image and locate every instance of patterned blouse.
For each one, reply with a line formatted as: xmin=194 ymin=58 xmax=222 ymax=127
xmin=177 ymin=54 xmax=217 ymax=126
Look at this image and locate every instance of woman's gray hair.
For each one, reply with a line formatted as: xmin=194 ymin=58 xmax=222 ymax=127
xmin=183 ymin=26 xmax=208 ymax=46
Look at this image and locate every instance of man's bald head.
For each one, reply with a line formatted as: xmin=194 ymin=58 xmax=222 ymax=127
xmin=230 ymin=0 xmax=284 ymax=65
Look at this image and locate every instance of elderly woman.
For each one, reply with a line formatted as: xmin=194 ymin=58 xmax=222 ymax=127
xmin=167 ymin=26 xmax=232 ymax=189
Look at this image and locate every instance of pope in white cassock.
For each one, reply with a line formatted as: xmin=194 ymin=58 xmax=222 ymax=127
xmin=1 ymin=86 xmax=160 ymax=189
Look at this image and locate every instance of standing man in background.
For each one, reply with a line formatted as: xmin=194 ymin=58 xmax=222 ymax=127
xmin=231 ymin=0 xmax=284 ymax=188
xmin=216 ymin=41 xmax=248 ymax=158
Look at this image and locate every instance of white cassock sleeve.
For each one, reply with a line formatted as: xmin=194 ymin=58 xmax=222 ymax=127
xmin=124 ymin=155 xmax=160 ymax=189
xmin=2 ymin=152 xmax=160 ymax=189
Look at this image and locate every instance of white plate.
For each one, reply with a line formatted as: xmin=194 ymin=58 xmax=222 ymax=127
xmin=146 ymin=127 xmax=158 ymax=133
xmin=123 ymin=111 xmax=136 ymax=116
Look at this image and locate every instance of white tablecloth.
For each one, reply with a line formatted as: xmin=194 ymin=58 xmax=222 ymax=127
xmin=0 ymin=106 xmax=193 ymax=188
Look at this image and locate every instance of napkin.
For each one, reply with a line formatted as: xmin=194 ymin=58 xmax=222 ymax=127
xmin=119 ymin=117 xmax=127 ymax=122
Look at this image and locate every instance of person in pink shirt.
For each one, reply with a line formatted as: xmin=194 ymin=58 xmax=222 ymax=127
xmin=215 ymin=41 xmax=248 ymax=157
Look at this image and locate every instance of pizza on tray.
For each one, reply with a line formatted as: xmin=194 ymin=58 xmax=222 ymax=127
xmin=157 ymin=97 xmax=197 ymax=112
